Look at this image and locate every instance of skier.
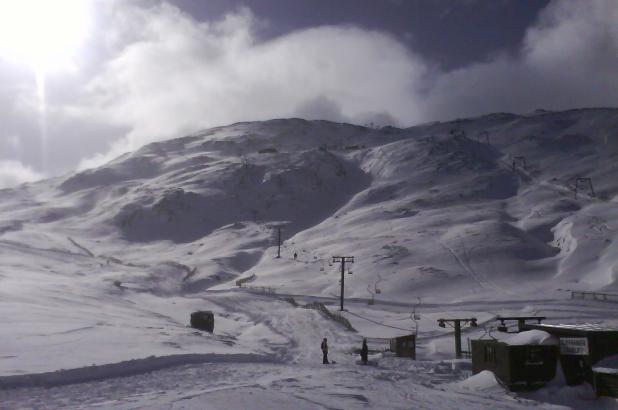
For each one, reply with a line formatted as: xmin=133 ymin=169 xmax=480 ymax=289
xmin=294 ymin=252 xmax=298 ymax=260
xmin=321 ymin=337 xmax=329 ymax=364
xmin=360 ymin=338 xmax=368 ymax=365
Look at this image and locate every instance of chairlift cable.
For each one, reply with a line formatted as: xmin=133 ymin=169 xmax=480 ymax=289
xmin=345 ymin=310 xmax=413 ymax=332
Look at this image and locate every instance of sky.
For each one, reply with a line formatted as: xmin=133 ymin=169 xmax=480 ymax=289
xmin=0 ymin=0 xmax=616 ymax=187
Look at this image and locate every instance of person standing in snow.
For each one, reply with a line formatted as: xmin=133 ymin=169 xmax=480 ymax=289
xmin=294 ymin=252 xmax=298 ymax=260
xmin=321 ymin=337 xmax=329 ymax=364
xmin=360 ymin=338 xmax=368 ymax=365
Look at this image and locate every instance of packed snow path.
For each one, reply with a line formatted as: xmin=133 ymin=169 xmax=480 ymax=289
xmin=1 ymin=361 xmax=574 ymax=410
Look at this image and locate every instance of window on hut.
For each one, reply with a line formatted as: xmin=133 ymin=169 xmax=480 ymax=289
xmin=484 ymin=345 xmax=496 ymax=363
xmin=526 ymin=347 xmax=543 ymax=365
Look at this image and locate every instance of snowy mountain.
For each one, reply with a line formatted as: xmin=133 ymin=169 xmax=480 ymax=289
xmin=2 ymin=108 xmax=618 ymax=409
xmin=4 ymin=108 xmax=618 ymax=298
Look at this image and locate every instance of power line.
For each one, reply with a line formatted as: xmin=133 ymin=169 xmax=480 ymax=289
xmin=345 ymin=310 xmax=412 ymax=332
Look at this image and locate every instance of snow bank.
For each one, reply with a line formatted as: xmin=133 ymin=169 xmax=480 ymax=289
xmin=458 ymin=370 xmax=502 ymax=392
xmin=0 ymin=353 xmax=276 ymax=389
xmin=528 ymin=383 xmax=616 ymax=409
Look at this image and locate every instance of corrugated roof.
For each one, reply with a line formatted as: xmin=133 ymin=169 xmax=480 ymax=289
xmin=526 ymin=323 xmax=618 ymax=332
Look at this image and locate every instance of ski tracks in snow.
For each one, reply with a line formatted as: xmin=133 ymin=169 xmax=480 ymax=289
xmin=437 ymin=239 xmax=492 ymax=291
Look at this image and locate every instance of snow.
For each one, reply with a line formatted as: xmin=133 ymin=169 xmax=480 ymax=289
xmin=503 ymin=330 xmax=558 ymax=346
xmin=2 ymin=110 xmax=618 ymax=408
xmin=593 ymin=354 xmax=618 ymax=375
xmin=458 ymin=370 xmax=501 ymax=392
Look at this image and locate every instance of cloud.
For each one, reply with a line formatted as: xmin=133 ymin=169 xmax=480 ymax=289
xmin=0 ymin=160 xmax=44 ymax=188
xmin=294 ymin=95 xmax=347 ymax=123
xmin=74 ymin=3 xmax=428 ymax=167
xmin=0 ymin=135 xmax=21 ymax=155
xmin=422 ymin=0 xmax=618 ymax=120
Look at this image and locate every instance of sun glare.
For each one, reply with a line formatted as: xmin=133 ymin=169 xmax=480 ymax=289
xmin=0 ymin=0 xmax=92 ymax=72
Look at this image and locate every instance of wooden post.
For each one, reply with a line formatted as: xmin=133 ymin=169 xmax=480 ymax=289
xmin=340 ymin=258 xmax=345 ymax=311
xmin=276 ymin=227 xmax=281 ymax=258
xmin=438 ymin=318 xmax=478 ymax=358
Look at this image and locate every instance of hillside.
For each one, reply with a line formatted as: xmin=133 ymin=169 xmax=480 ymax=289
xmin=2 ymin=108 xmax=618 ymax=409
xmin=3 ymin=109 xmax=618 ymax=299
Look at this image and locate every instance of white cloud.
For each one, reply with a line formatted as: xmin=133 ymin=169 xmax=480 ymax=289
xmin=294 ymin=95 xmax=347 ymax=123
xmin=74 ymin=3 xmax=428 ymax=167
xmin=0 ymin=135 xmax=21 ymax=153
xmin=0 ymin=160 xmax=44 ymax=188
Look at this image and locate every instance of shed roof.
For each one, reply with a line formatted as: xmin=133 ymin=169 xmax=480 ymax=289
xmin=523 ymin=323 xmax=618 ymax=336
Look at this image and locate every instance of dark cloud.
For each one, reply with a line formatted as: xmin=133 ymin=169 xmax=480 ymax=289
xmin=421 ymin=0 xmax=618 ymax=120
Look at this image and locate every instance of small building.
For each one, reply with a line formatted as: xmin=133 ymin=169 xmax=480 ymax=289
xmin=390 ymin=335 xmax=416 ymax=359
xmin=522 ymin=323 xmax=618 ymax=385
xmin=592 ymin=355 xmax=618 ymax=398
xmin=471 ymin=338 xmax=558 ymax=391
xmin=190 ymin=311 xmax=214 ymax=333
xmin=593 ymin=370 xmax=618 ymax=398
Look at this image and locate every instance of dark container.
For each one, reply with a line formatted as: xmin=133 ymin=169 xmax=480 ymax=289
xmin=389 ymin=335 xmax=416 ymax=359
xmin=594 ymin=370 xmax=618 ymax=398
xmin=523 ymin=324 xmax=618 ymax=386
xmin=471 ymin=339 xmax=558 ymax=391
xmin=190 ymin=311 xmax=214 ymax=333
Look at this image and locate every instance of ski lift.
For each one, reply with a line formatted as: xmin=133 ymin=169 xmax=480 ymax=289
xmin=375 ymin=288 xmax=381 ymax=294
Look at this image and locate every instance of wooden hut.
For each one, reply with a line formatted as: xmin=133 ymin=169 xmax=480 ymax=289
xmin=389 ymin=335 xmax=416 ymax=359
xmin=522 ymin=323 xmax=618 ymax=386
xmin=190 ymin=311 xmax=214 ymax=333
xmin=471 ymin=339 xmax=558 ymax=391
xmin=592 ymin=354 xmax=618 ymax=397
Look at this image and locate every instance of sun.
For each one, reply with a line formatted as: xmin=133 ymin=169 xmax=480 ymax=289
xmin=0 ymin=0 xmax=92 ymax=73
